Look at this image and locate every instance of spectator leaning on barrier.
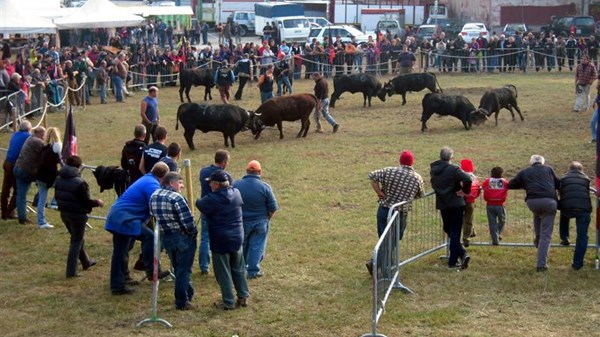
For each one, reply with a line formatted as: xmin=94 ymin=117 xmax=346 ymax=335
xmin=482 ymin=167 xmax=508 ymax=246
xmin=13 ymin=126 xmax=46 ymax=225
xmin=508 ymin=155 xmax=560 ymax=272
xmin=430 ymin=146 xmax=472 ymax=270
xmin=558 ymin=161 xmax=592 ymax=270
xmin=1 ymin=120 xmax=31 ymax=220
xmin=233 ymin=160 xmax=278 ymax=280
xmin=460 ymin=159 xmax=481 ymax=248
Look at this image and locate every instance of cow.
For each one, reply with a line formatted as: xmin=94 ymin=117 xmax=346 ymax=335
xmin=330 ymin=73 xmax=382 ymax=108
xmin=247 ymin=93 xmax=318 ymax=140
xmin=175 ymin=103 xmax=249 ymax=150
xmin=378 ymin=72 xmax=443 ymax=105
xmin=178 ymin=68 xmax=215 ymax=102
xmin=478 ymin=84 xmax=524 ymax=126
xmin=420 ymin=93 xmax=488 ymax=132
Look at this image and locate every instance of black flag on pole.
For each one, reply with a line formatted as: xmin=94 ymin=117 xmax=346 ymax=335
xmin=62 ymin=106 xmax=77 ymax=160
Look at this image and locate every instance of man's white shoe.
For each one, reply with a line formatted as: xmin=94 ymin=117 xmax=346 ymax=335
xmin=38 ymin=223 xmax=54 ymax=229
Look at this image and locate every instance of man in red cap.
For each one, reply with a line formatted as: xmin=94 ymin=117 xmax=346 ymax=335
xmin=367 ymin=150 xmax=425 ymax=275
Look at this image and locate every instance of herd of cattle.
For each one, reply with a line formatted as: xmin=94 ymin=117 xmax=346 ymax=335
xmin=176 ymin=68 xmax=524 ymax=150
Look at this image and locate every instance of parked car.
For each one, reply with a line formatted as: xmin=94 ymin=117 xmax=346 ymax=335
xmin=377 ymin=20 xmax=406 ymax=40
xmin=308 ymin=25 xmax=371 ymax=45
xmin=546 ymin=16 xmax=596 ymax=38
xmin=307 ymin=17 xmax=332 ymax=28
xmin=415 ymin=24 xmax=441 ymax=43
xmin=425 ymin=17 xmax=461 ymax=36
xmin=459 ymin=22 xmax=488 ymax=41
xmin=503 ymin=23 xmax=528 ymax=37
xmin=231 ymin=11 xmax=256 ymax=37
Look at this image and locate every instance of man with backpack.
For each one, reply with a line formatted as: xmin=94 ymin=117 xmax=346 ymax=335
xmin=214 ymin=60 xmax=235 ymax=104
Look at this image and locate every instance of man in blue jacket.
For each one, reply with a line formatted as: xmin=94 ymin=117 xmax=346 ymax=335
xmin=196 ymin=170 xmax=249 ymax=310
xmin=233 ymin=160 xmax=278 ymax=279
xmin=105 ymin=162 xmax=169 ymax=295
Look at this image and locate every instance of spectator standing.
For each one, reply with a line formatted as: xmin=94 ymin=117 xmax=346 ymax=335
xmin=139 ymin=126 xmax=168 ymax=174
xmin=257 ymin=64 xmax=274 ymax=103
xmin=55 ymin=155 xmax=103 ymax=278
xmin=36 ymin=127 xmax=63 ymax=229
xmin=159 ymin=142 xmax=181 ymax=172
xmin=312 ymin=73 xmax=339 ymax=134
xmin=214 ymin=60 xmax=235 ymax=104
xmin=96 ymin=60 xmax=108 ymax=104
xmin=104 ymin=162 xmax=170 ymax=295
xmin=482 ymin=167 xmax=508 ymax=245
xmin=198 ymin=150 xmax=232 ymax=275
xmin=233 ymin=160 xmax=278 ymax=279
xmin=149 ymin=172 xmax=197 ymax=310
xmin=196 ymin=170 xmax=249 ymax=310
xmin=508 ymin=155 xmax=560 ymax=272
xmin=1 ymin=121 xmax=31 ymax=220
xmin=13 ymin=126 xmax=46 ymax=225
xmin=566 ymin=34 xmax=577 ymax=71
xmin=460 ymin=159 xmax=480 ymax=247
xmin=201 ymin=21 xmax=209 ymax=45
xmin=121 ymin=125 xmax=147 ymax=187
xmin=430 ymin=146 xmax=472 ymax=269
xmin=573 ymin=54 xmax=597 ymax=112
xmin=396 ymin=44 xmax=416 ymax=74
xmin=558 ymin=161 xmax=592 ymax=270
xmin=140 ymin=86 xmax=160 ymax=144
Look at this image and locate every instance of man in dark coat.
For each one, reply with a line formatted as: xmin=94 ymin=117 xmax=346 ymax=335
xmin=430 ymin=146 xmax=472 ymax=269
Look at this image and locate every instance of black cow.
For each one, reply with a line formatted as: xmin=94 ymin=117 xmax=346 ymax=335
xmin=330 ymin=74 xmax=382 ymax=108
xmin=421 ymin=93 xmax=488 ymax=132
xmin=179 ymin=68 xmax=215 ymax=102
xmin=175 ymin=103 xmax=249 ymax=150
xmin=478 ymin=84 xmax=524 ymax=126
xmin=248 ymin=93 xmax=318 ymax=140
xmin=378 ymin=72 xmax=442 ymax=105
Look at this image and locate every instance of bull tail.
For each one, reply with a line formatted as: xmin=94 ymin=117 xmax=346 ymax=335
xmin=432 ymin=72 xmax=443 ymax=93
xmin=506 ymin=84 xmax=517 ymax=98
xmin=175 ymin=105 xmax=182 ymax=130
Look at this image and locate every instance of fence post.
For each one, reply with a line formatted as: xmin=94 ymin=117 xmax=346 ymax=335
xmin=11 ymin=106 xmax=17 ymax=132
xmin=183 ymin=159 xmax=194 ymax=217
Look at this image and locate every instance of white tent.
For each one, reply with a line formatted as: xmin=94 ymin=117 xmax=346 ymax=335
xmin=54 ymin=0 xmax=144 ymax=30
xmin=126 ymin=5 xmax=194 ymax=17
xmin=0 ymin=0 xmax=57 ymax=34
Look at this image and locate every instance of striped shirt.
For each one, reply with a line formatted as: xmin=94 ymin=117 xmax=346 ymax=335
xmin=369 ymin=165 xmax=425 ymax=212
xmin=149 ymin=186 xmax=197 ymax=237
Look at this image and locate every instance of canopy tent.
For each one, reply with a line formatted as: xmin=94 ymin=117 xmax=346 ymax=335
xmin=54 ymin=0 xmax=144 ymax=30
xmin=0 ymin=0 xmax=57 ymax=34
xmin=125 ymin=5 xmax=194 ymax=17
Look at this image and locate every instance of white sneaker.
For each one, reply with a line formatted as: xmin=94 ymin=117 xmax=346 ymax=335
xmin=38 ymin=223 xmax=54 ymax=229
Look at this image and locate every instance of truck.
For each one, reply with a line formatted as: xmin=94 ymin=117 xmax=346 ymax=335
xmin=254 ymin=3 xmax=311 ymax=43
xmin=230 ymin=11 xmax=255 ymax=37
xmin=361 ymin=8 xmax=405 ymax=33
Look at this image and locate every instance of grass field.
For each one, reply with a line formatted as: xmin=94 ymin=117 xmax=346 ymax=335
xmin=1 ymin=70 xmax=599 ymax=337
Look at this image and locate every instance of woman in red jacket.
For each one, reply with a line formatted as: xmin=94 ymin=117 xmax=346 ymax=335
xmin=460 ymin=159 xmax=480 ymax=247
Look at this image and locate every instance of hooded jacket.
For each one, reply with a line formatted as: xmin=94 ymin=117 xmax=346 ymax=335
xmin=55 ymin=165 xmax=100 ymax=214
xmin=196 ymin=186 xmax=243 ymax=254
xmin=460 ymin=159 xmax=481 ymax=204
xmin=430 ymin=159 xmax=472 ymax=210
xmin=508 ymin=163 xmax=559 ymax=201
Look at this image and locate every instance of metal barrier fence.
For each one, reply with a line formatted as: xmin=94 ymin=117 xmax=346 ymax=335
xmin=362 ymin=189 xmax=600 ymax=337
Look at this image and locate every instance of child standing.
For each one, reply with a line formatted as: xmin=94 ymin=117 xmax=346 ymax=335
xmin=460 ymin=159 xmax=480 ymax=247
xmin=482 ymin=167 xmax=508 ymax=245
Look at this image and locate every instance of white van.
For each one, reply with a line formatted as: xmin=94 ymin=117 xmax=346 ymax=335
xmin=255 ymin=3 xmax=311 ymax=42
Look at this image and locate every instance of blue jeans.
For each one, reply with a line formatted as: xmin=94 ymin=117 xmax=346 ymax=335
xmin=212 ymin=247 xmax=250 ymax=307
xmin=198 ymin=217 xmax=211 ymax=273
xmin=110 ymin=225 xmax=154 ymax=291
xmin=276 ymin=76 xmax=292 ymax=96
xmin=486 ymin=205 xmax=506 ymax=244
xmin=112 ymin=75 xmax=123 ymax=102
xmin=99 ymin=83 xmax=107 ymax=103
xmin=162 ymin=232 xmax=197 ymax=308
xmin=559 ymin=211 xmax=591 ymax=268
xmin=314 ymin=98 xmax=337 ymax=130
xmin=591 ymin=108 xmax=598 ymax=141
xmin=13 ymin=165 xmax=34 ymax=221
xmin=36 ymin=180 xmax=49 ymax=226
xmin=376 ymin=205 xmax=407 ymax=239
xmin=260 ymin=91 xmax=273 ymax=104
xmin=441 ymin=207 xmax=466 ymax=267
xmin=243 ymin=219 xmax=269 ymax=277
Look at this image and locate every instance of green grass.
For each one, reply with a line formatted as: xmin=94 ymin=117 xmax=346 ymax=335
xmin=1 ymin=70 xmax=599 ymax=337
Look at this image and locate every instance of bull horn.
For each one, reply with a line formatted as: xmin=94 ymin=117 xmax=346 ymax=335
xmin=479 ymin=108 xmax=490 ymax=116
xmin=254 ymin=112 xmax=262 ymax=116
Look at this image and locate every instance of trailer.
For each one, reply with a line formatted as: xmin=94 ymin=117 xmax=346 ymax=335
xmin=361 ymin=8 xmax=405 ymax=33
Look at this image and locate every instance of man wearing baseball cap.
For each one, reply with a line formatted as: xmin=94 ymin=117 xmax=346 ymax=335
xmin=233 ymin=160 xmax=278 ymax=279
xmin=366 ymin=150 xmax=425 ymax=275
xmin=196 ymin=170 xmax=249 ymax=310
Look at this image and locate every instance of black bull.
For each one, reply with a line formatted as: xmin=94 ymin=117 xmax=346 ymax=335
xmin=175 ymin=103 xmax=249 ymax=150
xmin=330 ymin=74 xmax=382 ymax=108
xmin=421 ymin=93 xmax=488 ymax=132
xmin=248 ymin=93 xmax=318 ymax=140
xmin=179 ymin=68 xmax=215 ymax=102
xmin=378 ymin=72 xmax=443 ymax=105
xmin=478 ymin=84 xmax=524 ymax=126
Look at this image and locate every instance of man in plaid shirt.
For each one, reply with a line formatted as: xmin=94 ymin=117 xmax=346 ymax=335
xmin=574 ymin=54 xmax=597 ymax=112
xmin=150 ymin=172 xmax=198 ymax=311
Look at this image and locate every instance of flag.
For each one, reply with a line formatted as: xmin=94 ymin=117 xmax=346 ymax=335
xmin=62 ymin=106 xmax=77 ymax=160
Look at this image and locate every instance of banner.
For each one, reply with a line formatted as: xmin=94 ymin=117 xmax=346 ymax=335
xmin=62 ymin=106 xmax=77 ymax=160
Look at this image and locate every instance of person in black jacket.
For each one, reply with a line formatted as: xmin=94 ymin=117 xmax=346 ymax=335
xmin=508 ymin=154 xmax=560 ymax=272
xmin=120 ymin=124 xmax=146 ymax=187
xmin=430 ymin=146 xmax=472 ymax=269
xmin=558 ymin=161 xmax=592 ymax=270
xmin=55 ymin=156 xmax=104 ymax=278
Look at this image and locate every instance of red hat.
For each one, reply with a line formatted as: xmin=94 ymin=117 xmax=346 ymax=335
xmin=399 ymin=150 xmax=414 ymax=166
xmin=460 ymin=159 xmax=474 ymax=173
